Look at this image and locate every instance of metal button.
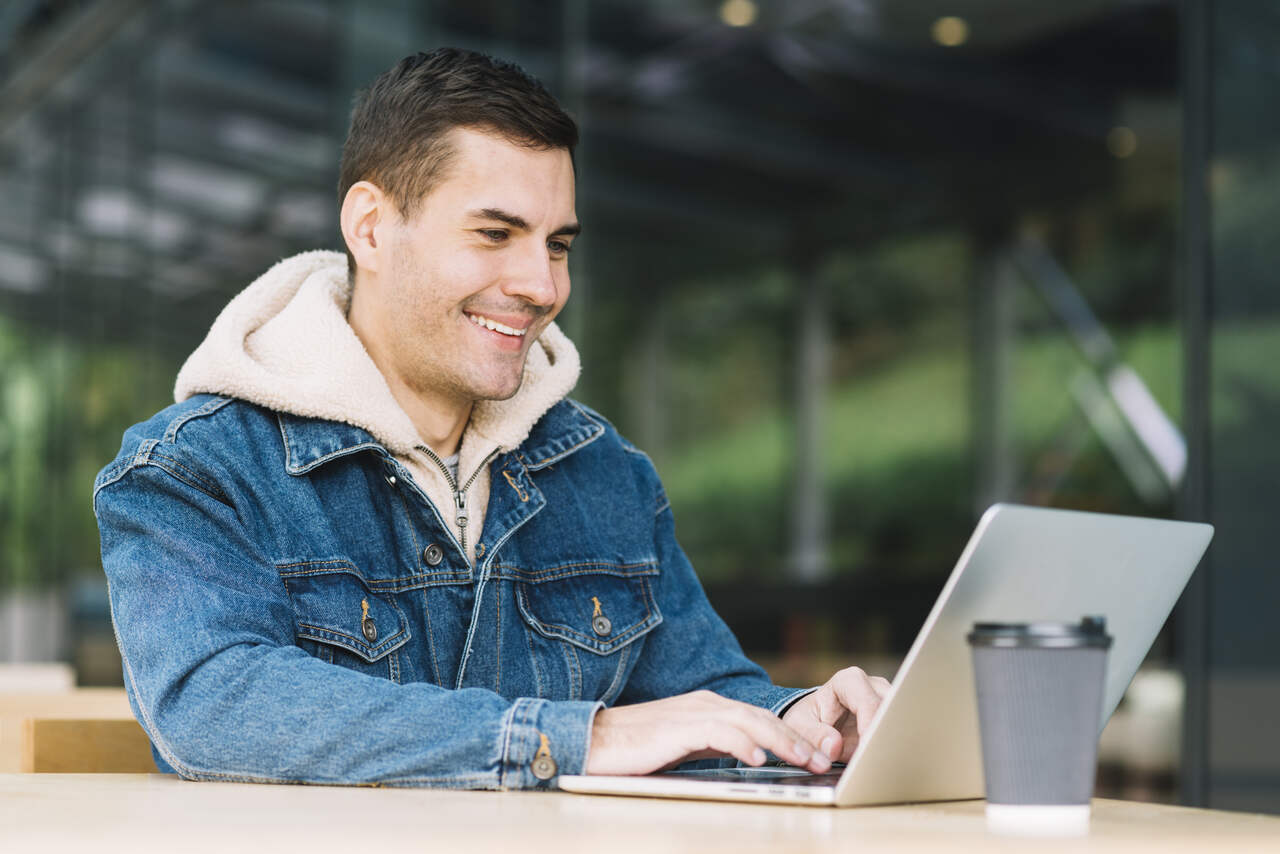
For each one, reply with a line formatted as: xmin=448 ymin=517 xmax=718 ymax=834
xmin=423 ymin=543 xmax=444 ymax=566
xmin=359 ymin=598 xmax=377 ymax=643
xmin=531 ymin=754 xmax=557 ymax=781
xmin=384 ymin=474 xmax=397 ymax=486
xmin=531 ymin=733 xmax=557 ymax=781
xmin=592 ymin=615 xmax=612 ymax=636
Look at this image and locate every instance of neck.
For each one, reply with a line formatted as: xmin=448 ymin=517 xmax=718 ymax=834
xmin=385 ymin=376 xmax=472 ymax=459
xmin=348 ymin=273 xmax=472 ymax=458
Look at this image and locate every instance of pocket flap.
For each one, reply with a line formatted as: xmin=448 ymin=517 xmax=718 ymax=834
xmin=281 ymin=566 xmax=411 ymax=662
xmin=516 ymin=569 xmax=662 ymax=655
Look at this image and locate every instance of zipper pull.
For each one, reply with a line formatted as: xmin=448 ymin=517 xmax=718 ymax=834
xmin=455 ymin=489 xmax=470 ymax=556
xmin=454 ymin=489 xmax=468 ymax=530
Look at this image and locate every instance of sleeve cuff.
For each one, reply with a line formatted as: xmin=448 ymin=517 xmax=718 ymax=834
xmin=500 ymin=697 xmax=603 ymax=789
xmin=771 ymin=686 xmax=818 ymax=718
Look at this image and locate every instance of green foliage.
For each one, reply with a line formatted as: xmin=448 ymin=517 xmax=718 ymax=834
xmin=658 ymin=323 xmax=1192 ymax=583
xmin=0 ymin=316 xmax=176 ymax=588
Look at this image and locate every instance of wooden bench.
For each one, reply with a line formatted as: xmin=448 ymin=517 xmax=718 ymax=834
xmin=0 ymin=689 xmax=156 ymax=772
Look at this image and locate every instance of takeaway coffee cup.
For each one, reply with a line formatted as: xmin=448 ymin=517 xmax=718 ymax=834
xmin=967 ymin=617 xmax=1112 ymax=836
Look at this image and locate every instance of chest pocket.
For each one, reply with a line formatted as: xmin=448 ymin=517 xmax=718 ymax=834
xmin=279 ymin=561 xmax=411 ymax=681
xmin=513 ymin=563 xmax=662 ymax=703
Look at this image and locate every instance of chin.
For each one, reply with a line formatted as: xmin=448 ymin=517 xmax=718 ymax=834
xmin=479 ymin=387 xmax=522 ymax=403
xmin=470 ymin=375 xmax=525 ymax=402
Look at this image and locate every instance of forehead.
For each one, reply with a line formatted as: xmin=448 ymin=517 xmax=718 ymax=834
xmin=422 ymin=126 xmax=576 ymax=222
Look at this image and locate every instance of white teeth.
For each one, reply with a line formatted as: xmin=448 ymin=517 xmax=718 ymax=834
xmin=467 ymin=313 xmax=526 ymax=337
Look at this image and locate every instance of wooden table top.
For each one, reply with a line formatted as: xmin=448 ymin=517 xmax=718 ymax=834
xmin=2 ymin=773 xmax=1278 ymax=852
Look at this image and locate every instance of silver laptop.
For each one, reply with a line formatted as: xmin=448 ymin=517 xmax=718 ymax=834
xmin=557 ymin=503 xmax=1213 ymax=806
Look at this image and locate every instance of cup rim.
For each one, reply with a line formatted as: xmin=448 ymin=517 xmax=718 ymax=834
xmin=967 ymin=617 xmax=1112 ymax=649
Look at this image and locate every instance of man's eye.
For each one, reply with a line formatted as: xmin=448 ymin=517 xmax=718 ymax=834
xmin=548 ymin=239 xmax=572 ymax=255
xmin=480 ymin=229 xmax=507 ymax=242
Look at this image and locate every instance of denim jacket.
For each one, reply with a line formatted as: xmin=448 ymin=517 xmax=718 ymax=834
xmin=94 ymin=394 xmax=807 ymax=788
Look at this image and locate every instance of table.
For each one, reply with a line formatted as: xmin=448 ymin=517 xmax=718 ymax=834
xmin=2 ymin=774 xmax=1278 ymax=852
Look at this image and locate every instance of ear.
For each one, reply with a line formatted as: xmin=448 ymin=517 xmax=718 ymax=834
xmin=340 ymin=181 xmax=387 ymax=275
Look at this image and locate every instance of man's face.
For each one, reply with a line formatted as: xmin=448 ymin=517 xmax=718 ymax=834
xmin=367 ymin=127 xmax=577 ymax=407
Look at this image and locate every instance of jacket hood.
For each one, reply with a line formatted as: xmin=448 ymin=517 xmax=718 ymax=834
xmin=174 ymin=250 xmax=581 ymax=457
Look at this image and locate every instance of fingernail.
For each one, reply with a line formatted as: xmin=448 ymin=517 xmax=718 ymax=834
xmin=793 ymin=740 xmax=813 ymax=763
xmin=751 ymin=747 xmax=766 ymax=765
xmin=821 ymin=734 xmax=840 ymax=757
xmin=812 ymin=751 xmax=832 ymax=772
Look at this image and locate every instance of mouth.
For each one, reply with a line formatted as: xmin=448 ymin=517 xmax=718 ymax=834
xmin=465 ymin=311 xmax=529 ymax=339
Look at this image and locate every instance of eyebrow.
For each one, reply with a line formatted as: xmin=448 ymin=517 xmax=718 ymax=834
xmin=471 ymin=207 xmax=581 ymax=238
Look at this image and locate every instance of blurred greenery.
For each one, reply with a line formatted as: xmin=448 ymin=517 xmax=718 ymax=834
xmin=659 ymin=319 xmax=1208 ymax=584
xmin=0 ymin=315 xmax=175 ymax=588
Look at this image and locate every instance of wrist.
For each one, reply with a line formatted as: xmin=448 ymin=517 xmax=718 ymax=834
xmin=584 ymin=703 xmax=611 ymax=773
xmin=776 ymin=687 xmax=819 ymax=721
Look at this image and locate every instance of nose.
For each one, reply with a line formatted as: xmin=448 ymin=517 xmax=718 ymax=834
xmin=502 ymin=243 xmax=562 ymax=308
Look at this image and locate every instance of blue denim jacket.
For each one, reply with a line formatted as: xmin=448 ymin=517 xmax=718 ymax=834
xmin=94 ymin=394 xmax=806 ymax=788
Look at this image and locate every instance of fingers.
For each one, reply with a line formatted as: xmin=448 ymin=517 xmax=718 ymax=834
xmin=781 ymin=667 xmax=894 ymax=763
xmin=588 ymin=676 xmax=892 ymax=778
xmin=719 ymin=699 xmax=832 ymax=773
xmin=704 ymin=724 xmax=768 ymax=767
xmin=696 ymin=669 xmax=894 ymax=774
xmin=587 ymin=690 xmax=834 ymax=776
xmin=784 ymin=715 xmax=844 ymax=766
xmin=827 ymin=667 xmax=888 ymax=737
xmin=812 ymin=681 xmax=852 ymax=728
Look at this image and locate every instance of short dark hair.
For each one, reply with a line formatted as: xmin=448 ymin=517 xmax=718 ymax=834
xmin=338 ymin=48 xmax=578 ymax=270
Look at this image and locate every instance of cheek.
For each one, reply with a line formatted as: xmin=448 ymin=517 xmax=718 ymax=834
xmin=554 ymin=269 xmax=572 ymax=311
xmin=438 ymin=252 xmax=503 ymax=301
xmin=388 ymin=252 xmax=486 ymax=318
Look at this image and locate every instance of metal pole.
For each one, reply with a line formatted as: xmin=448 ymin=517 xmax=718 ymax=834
xmin=1176 ymin=0 xmax=1213 ymax=810
xmin=788 ymin=251 xmax=829 ymax=582
xmin=559 ymin=0 xmax=590 ymax=358
xmin=972 ymin=239 xmax=1015 ymax=514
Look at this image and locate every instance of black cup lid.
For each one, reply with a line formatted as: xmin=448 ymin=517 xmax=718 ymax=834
xmin=967 ymin=616 xmax=1112 ymax=649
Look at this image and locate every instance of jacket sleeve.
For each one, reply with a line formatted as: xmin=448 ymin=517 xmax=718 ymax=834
xmin=94 ymin=449 xmax=600 ymax=788
xmin=613 ymin=444 xmax=812 ymax=718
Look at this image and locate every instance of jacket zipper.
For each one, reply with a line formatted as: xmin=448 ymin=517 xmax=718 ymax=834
xmin=416 ymin=444 xmax=498 ymax=561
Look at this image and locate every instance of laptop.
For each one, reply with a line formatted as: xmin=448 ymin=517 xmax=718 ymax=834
xmin=557 ymin=503 xmax=1214 ymax=806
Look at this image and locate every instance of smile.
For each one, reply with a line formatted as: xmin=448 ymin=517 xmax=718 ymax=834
xmin=466 ymin=312 xmax=528 ymax=337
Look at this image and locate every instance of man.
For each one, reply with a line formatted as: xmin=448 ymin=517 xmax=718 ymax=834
xmin=95 ymin=48 xmax=888 ymax=788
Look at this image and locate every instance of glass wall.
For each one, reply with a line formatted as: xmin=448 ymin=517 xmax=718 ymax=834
xmin=0 ymin=0 xmax=1233 ymax=805
xmin=1184 ymin=0 xmax=1280 ymax=813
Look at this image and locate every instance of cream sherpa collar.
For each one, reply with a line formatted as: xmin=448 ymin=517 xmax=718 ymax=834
xmin=174 ymin=249 xmax=581 ymax=457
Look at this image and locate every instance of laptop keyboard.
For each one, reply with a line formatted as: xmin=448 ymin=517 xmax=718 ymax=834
xmin=657 ymin=766 xmax=845 ymax=787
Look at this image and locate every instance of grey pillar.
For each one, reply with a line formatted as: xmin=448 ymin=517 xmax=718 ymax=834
xmin=629 ymin=289 xmax=667 ymax=468
xmin=1177 ymin=0 xmax=1212 ymax=808
xmin=972 ymin=244 xmax=1016 ymax=513
xmin=788 ymin=257 xmax=829 ymax=582
xmin=558 ymin=0 xmax=590 ymax=356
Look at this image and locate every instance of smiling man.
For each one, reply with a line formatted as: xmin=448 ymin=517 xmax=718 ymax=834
xmin=94 ymin=48 xmax=887 ymax=788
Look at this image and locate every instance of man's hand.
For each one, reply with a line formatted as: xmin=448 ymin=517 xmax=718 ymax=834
xmin=585 ymin=690 xmax=837 ymax=776
xmin=780 ymin=666 xmax=892 ymax=763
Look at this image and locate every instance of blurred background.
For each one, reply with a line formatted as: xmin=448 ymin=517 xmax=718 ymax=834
xmin=0 ymin=0 xmax=1276 ymax=811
